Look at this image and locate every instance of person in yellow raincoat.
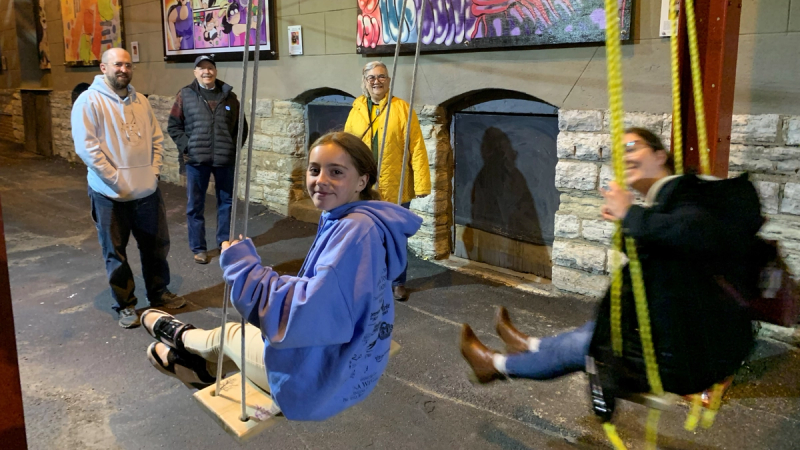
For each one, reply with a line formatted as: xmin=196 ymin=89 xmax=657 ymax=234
xmin=345 ymin=60 xmax=431 ymax=301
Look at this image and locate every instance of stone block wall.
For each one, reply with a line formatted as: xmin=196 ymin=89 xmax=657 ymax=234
xmin=408 ymin=105 xmax=453 ymax=260
xmin=17 ymin=90 xmax=800 ymax=298
xmin=553 ymin=110 xmax=800 ymax=298
xmin=729 ymin=115 xmax=800 ymax=276
xmin=0 ymin=89 xmax=23 ymax=144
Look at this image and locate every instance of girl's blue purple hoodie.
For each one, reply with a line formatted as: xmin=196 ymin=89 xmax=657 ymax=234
xmin=220 ymin=200 xmax=422 ymax=421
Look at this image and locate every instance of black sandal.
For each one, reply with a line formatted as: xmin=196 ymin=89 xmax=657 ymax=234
xmin=146 ymin=342 xmax=216 ymax=389
xmin=142 ymin=309 xmax=195 ymax=351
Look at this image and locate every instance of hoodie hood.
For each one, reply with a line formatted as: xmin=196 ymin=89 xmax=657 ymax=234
xmin=321 ymin=200 xmax=422 ymax=281
xmin=90 ymin=73 xmax=138 ymax=101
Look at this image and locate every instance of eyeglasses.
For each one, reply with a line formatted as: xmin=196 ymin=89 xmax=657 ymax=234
xmin=624 ymin=141 xmax=651 ymax=153
xmin=365 ymin=74 xmax=388 ymax=83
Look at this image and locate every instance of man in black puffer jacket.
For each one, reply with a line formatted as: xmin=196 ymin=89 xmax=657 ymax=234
xmin=168 ymin=55 xmax=247 ymax=264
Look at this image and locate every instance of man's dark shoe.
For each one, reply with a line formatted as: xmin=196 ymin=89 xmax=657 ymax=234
xmin=392 ymin=285 xmax=409 ymax=301
xmin=460 ymin=324 xmax=506 ymax=384
xmin=149 ymin=291 xmax=186 ymax=309
xmin=194 ymin=252 xmax=209 ymax=264
xmin=118 ymin=306 xmax=141 ymax=329
xmin=495 ymin=306 xmax=530 ymax=354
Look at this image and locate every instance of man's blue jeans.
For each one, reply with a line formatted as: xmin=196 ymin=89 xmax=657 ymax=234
xmin=89 ymin=187 xmax=171 ymax=311
xmin=186 ymin=164 xmax=235 ymax=254
xmin=505 ymin=321 xmax=595 ymax=379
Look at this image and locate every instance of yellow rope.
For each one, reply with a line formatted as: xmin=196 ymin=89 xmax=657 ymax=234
xmin=669 ymin=0 xmax=684 ymax=175
xmin=684 ymin=0 xmax=710 ymax=174
xmin=645 ymin=408 xmax=662 ymax=450
xmin=605 ymin=0 xmax=662 ymax=395
xmin=701 ymin=382 xmax=726 ymax=428
xmin=625 ymin=238 xmax=664 ymax=396
xmin=603 ymin=423 xmax=629 ymax=450
xmin=684 ymin=394 xmax=703 ymax=431
xmin=606 ymin=0 xmax=625 ymax=359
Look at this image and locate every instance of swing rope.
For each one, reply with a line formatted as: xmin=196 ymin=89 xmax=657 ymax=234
xmin=376 ymin=0 xmax=411 ymax=190
xmin=213 ymin=0 xmax=265 ymax=423
xmin=603 ymin=0 xmax=715 ymax=445
xmin=375 ymin=0 xmax=425 ymax=205
xmin=396 ymin=0 xmax=428 ymax=204
xmin=669 ymin=0 xmax=684 ymax=175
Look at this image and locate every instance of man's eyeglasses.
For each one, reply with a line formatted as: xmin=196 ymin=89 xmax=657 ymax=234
xmin=365 ymin=74 xmax=388 ymax=83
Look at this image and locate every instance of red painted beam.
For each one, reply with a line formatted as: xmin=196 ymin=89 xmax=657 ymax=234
xmin=0 ymin=195 xmax=28 ymax=449
xmin=674 ymin=0 xmax=743 ymax=177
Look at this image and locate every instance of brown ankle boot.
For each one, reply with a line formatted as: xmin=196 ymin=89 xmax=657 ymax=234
xmin=460 ymin=324 xmax=505 ymax=384
xmin=495 ymin=306 xmax=530 ymax=354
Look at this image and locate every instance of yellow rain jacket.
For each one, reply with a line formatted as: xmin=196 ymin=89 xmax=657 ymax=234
xmin=345 ymin=95 xmax=431 ymax=204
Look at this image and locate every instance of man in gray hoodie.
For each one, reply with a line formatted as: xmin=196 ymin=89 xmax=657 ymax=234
xmin=72 ymin=48 xmax=185 ymax=329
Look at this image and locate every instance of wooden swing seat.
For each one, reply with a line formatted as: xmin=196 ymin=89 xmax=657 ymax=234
xmin=194 ymin=340 xmax=402 ymax=442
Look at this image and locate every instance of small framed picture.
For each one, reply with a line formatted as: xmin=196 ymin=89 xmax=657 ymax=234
xmin=131 ymin=41 xmax=140 ymax=62
xmin=288 ymin=25 xmax=302 ymax=56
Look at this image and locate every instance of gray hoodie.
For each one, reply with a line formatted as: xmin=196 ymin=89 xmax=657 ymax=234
xmin=72 ymin=74 xmax=164 ymax=201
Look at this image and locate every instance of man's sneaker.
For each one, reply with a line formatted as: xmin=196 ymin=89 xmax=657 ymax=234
xmin=118 ymin=306 xmax=141 ymax=329
xmin=194 ymin=252 xmax=209 ymax=264
xmin=149 ymin=291 xmax=187 ymax=309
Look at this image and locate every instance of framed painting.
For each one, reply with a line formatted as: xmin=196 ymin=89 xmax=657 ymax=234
xmin=357 ymin=0 xmax=633 ymax=55
xmin=60 ymin=0 xmax=124 ymax=66
xmin=161 ymin=0 xmax=277 ymax=62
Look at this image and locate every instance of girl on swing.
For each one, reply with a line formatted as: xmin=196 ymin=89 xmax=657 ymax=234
xmin=140 ymin=132 xmax=422 ymax=421
xmin=460 ymin=127 xmax=760 ymax=400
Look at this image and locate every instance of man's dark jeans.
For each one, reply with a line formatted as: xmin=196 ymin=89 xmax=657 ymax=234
xmin=89 ymin=187 xmax=171 ymax=311
xmin=186 ymin=164 xmax=234 ymax=254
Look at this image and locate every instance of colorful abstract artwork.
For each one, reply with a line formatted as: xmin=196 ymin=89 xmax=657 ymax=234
xmin=60 ymin=0 xmax=123 ymax=66
xmin=357 ymin=0 xmax=632 ymax=54
xmin=162 ymin=0 xmax=272 ymax=62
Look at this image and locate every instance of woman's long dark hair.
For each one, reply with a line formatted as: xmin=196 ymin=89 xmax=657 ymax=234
xmin=309 ymin=132 xmax=381 ymax=201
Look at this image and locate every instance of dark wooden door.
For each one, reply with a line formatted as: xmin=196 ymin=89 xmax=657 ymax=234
xmin=452 ymin=112 xmax=559 ymax=278
xmin=21 ymin=90 xmax=52 ymax=156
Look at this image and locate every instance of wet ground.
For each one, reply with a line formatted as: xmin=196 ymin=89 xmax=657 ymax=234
xmin=2 ymin=143 xmax=800 ymax=449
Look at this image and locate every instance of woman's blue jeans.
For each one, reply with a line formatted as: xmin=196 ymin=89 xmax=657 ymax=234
xmin=505 ymin=321 xmax=595 ymax=379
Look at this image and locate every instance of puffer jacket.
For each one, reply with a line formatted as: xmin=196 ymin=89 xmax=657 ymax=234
xmin=344 ymin=94 xmax=431 ymax=204
xmin=167 ymin=79 xmax=247 ymax=167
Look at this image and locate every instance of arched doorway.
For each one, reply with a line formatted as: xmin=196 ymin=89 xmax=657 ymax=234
xmin=288 ymin=88 xmax=356 ymax=223
xmin=445 ymin=90 xmax=559 ymax=278
xmin=293 ymin=88 xmax=355 ymax=151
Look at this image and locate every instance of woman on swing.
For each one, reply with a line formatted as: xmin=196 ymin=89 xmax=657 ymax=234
xmin=140 ymin=132 xmax=422 ymax=421
xmin=461 ymin=127 xmax=760 ymax=400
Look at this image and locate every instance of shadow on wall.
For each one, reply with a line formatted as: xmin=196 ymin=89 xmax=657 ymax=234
xmin=468 ymin=126 xmax=542 ymax=246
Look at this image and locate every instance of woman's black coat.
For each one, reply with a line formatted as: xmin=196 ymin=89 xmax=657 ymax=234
xmin=590 ymin=174 xmax=762 ymax=396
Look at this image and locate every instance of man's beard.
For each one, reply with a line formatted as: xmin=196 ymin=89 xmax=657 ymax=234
xmin=106 ymin=72 xmax=131 ymax=90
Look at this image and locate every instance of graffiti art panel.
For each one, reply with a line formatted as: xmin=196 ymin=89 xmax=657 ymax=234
xmin=357 ymin=0 xmax=632 ymax=54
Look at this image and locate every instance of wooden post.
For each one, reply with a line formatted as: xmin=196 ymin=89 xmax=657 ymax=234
xmin=0 ymin=194 xmax=28 ymax=449
xmin=674 ymin=0 xmax=743 ymax=177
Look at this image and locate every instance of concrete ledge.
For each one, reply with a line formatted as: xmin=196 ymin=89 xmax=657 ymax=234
xmin=758 ymin=322 xmax=800 ymax=348
xmin=431 ymin=255 xmax=564 ymax=299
